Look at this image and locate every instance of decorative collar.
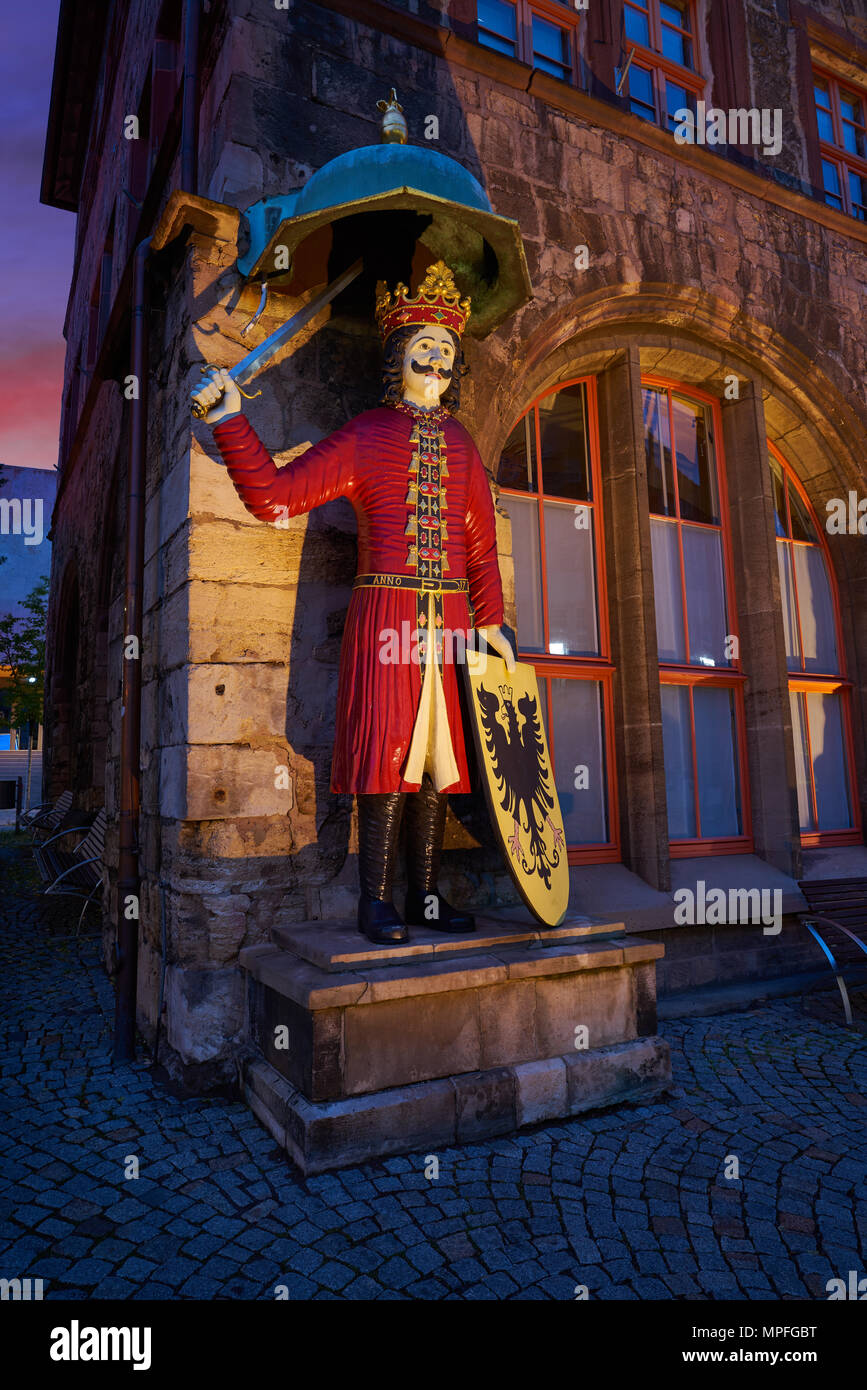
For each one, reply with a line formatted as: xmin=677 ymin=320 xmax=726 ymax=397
xmin=390 ymin=399 xmax=450 ymax=424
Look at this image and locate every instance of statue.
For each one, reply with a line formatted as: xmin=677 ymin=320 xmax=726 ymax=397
xmin=192 ymin=262 xmax=516 ymax=945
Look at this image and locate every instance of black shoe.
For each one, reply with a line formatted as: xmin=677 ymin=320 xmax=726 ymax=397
xmin=357 ymin=894 xmax=408 ymax=944
xmin=404 ymin=887 xmax=476 ymax=934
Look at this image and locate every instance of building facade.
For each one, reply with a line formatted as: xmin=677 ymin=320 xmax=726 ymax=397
xmin=42 ymin=0 xmax=867 ymax=1086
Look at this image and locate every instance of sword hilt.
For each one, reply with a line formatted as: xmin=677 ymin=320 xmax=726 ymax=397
xmin=191 ymin=366 xmax=261 ymax=419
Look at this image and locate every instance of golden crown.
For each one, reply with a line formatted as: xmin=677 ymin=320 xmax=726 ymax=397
xmin=375 ymin=261 xmax=471 ymax=342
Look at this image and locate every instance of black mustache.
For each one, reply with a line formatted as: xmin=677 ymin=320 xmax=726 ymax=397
xmin=410 ymin=359 xmax=452 ymax=379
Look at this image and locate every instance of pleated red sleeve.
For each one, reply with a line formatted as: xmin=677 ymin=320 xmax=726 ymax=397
xmin=465 ymin=445 xmax=505 ymax=629
xmin=211 ymin=413 xmax=357 ymax=522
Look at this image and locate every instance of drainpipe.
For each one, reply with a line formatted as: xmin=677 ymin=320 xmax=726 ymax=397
xmin=114 ymin=236 xmax=151 ymax=1063
xmin=181 ymin=0 xmax=200 ymax=196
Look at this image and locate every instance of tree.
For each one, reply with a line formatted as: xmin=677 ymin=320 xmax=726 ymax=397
xmin=0 ymin=576 xmax=49 ymax=812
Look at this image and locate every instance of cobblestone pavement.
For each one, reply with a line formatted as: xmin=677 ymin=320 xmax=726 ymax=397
xmin=1 ymin=837 xmax=865 ymax=1301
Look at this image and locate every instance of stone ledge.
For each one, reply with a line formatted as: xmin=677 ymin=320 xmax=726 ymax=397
xmin=240 ymin=931 xmax=663 ymax=1011
xmin=270 ymin=910 xmax=615 ymax=973
xmin=242 ymin=1036 xmax=672 ymax=1175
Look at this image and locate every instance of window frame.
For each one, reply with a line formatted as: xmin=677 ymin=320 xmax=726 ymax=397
xmin=498 ymin=374 xmax=620 ymax=864
xmin=769 ymin=440 xmax=862 ymax=847
xmin=812 ymin=65 xmax=867 ymax=220
xmin=476 ymin=0 xmax=583 ymax=85
xmin=643 ymin=376 xmax=753 ymax=858
xmin=623 ymin=0 xmax=706 ymax=134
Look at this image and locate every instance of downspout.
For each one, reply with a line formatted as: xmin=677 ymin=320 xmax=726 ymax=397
xmin=114 ymin=235 xmax=151 ymax=1062
xmin=113 ymin=3 xmax=201 ymax=1060
xmin=181 ymin=0 xmax=200 ymax=196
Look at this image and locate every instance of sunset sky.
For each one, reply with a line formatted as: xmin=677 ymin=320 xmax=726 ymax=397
xmin=1 ymin=1 xmax=75 ymax=473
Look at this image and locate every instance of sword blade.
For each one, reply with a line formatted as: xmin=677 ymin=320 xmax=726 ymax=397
xmin=230 ymin=258 xmax=364 ymax=388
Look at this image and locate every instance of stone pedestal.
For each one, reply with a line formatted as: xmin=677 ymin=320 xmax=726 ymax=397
xmin=239 ymin=912 xmax=670 ymax=1174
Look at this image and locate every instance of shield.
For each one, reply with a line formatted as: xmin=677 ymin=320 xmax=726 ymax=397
xmin=463 ymin=652 xmax=569 ymax=927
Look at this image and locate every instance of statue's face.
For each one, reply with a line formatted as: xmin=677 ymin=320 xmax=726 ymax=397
xmin=401 ymin=325 xmax=457 ymax=408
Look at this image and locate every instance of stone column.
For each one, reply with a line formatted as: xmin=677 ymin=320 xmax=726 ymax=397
xmin=598 ymin=346 xmax=670 ymax=891
xmin=720 ymin=381 xmax=801 ymax=878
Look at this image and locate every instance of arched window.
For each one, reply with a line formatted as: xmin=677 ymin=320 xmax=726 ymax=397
xmin=769 ymin=444 xmax=861 ymax=843
xmin=496 ymin=378 xmax=618 ymax=861
xmin=643 ymin=379 xmax=751 ymax=854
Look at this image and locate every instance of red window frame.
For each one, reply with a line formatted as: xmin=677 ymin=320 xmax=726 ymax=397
xmin=643 ymin=377 xmax=753 ymax=858
xmin=623 ymin=0 xmax=705 ymax=133
xmin=499 ymin=376 xmax=620 ymax=864
xmin=769 ymin=441 xmax=862 ymax=847
xmin=476 ymin=0 xmax=582 ymax=85
xmin=812 ymin=66 xmax=867 ymax=220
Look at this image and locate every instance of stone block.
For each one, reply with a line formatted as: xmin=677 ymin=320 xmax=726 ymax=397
xmin=165 ymin=965 xmax=244 ymax=1065
xmin=453 ymin=1067 xmax=517 ymax=1143
xmin=514 ymin=1057 xmax=568 ymax=1127
xmin=563 ymin=1037 xmax=671 ymax=1115
xmin=534 ymin=966 xmax=636 ymax=1055
xmin=343 ymin=990 xmax=481 ymax=1095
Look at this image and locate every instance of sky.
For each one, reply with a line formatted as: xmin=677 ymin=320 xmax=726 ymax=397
xmin=0 ymin=2 xmax=75 ymax=472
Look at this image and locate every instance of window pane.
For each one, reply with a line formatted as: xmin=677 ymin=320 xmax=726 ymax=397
xmin=543 ymin=501 xmax=598 ymax=656
xmin=661 ymin=684 xmax=695 ymax=838
xmin=807 ymin=691 xmax=852 ymax=830
xmin=644 ymin=387 xmax=675 ymax=516
xmin=478 ymin=0 xmax=517 ymax=55
xmin=533 ymin=16 xmax=570 ymax=80
xmin=682 ymin=525 xmax=729 ymax=666
xmin=848 ymin=170 xmax=867 ymax=219
xmin=817 ymin=109 xmax=835 ymax=143
xmin=550 ymin=679 xmax=608 ymax=844
xmin=672 ymin=395 xmax=718 ymax=524
xmin=789 ymin=691 xmax=815 ymax=832
xmin=666 ymin=81 xmax=694 ymax=130
xmin=661 ymin=26 xmax=692 ymax=70
xmin=500 ymin=494 xmax=544 ymax=652
xmin=814 ymin=81 xmax=831 ymax=113
xmin=629 ymin=65 xmax=656 ymax=122
xmin=651 ymin=519 xmax=686 ymax=662
xmin=660 ymin=0 xmax=689 ymax=29
xmin=498 ymin=413 xmax=536 ymax=492
xmin=777 ymin=542 xmax=801 ymax=669
xmin=792 ymin=545 xmax=838 ymax=673
xmin=822 ymin=159 xmax=842 ymax=209
xmin=693 ymin=686 xmax=741 ymax=837
xmin=787 ymin=481 xmax=817 ymax=542
xmin=625 ymin=3 xmax=650 ymax=47
xmin=537 ymin=383 xmax=591 ymax=500
xmin=770 ymin=458 xmax=787 ymax=535
xmin=839 ymin=91 xmax=863 ymax=124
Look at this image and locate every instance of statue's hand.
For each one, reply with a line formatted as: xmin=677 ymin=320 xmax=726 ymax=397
xmin=191 ymin=367 xmax=243 ymax=425
xmin=479 ymin=624 xmax=516 ymax=673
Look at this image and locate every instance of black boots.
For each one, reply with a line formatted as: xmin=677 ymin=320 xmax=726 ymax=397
xmin=357 ymin=792 xmax=407 ymax=944
xmin=356 ymin=777 xmax=476 ymax=944
xmin=404 ymin=776 xmax=475 ymax=934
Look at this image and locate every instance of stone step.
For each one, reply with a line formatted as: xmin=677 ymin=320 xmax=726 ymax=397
xmin=243 ymin=1037 xmax=672 ymax=1175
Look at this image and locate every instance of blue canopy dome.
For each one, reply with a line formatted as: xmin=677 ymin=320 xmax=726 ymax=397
xmin=237 ymin=136 xmax=531 ymax=336
xmin=293 ymin=144 xmax=493 ymax=219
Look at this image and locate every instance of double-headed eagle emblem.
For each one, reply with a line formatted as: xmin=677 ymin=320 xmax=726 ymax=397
xmin=476 ymin=682 xmax=565 ymax=889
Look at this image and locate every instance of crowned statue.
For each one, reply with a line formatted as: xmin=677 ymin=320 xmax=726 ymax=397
xmin=192 ymin=261 xmax=516 ymax=945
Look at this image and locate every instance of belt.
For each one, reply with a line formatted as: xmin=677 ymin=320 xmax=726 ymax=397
xmin=353 ymin=573 xmax=469 ymax=594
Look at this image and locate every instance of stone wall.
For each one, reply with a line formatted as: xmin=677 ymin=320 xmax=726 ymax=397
xmin=46 ymin=0 xmax=867 ymax=1085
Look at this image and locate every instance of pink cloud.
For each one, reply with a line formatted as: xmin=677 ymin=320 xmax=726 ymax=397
xmin=0 ymin=343 xmax=65 ymax=471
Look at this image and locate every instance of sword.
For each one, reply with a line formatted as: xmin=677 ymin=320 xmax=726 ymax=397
xmin=191 ymin=258 xmax=364 ymax=418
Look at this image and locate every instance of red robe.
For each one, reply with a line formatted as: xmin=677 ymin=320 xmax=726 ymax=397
xmin=212 ymin=405 xmax=504 ymax=794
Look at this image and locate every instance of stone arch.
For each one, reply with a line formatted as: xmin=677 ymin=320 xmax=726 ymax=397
xmin=484 ymin=282 xmax=865 ymax=496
